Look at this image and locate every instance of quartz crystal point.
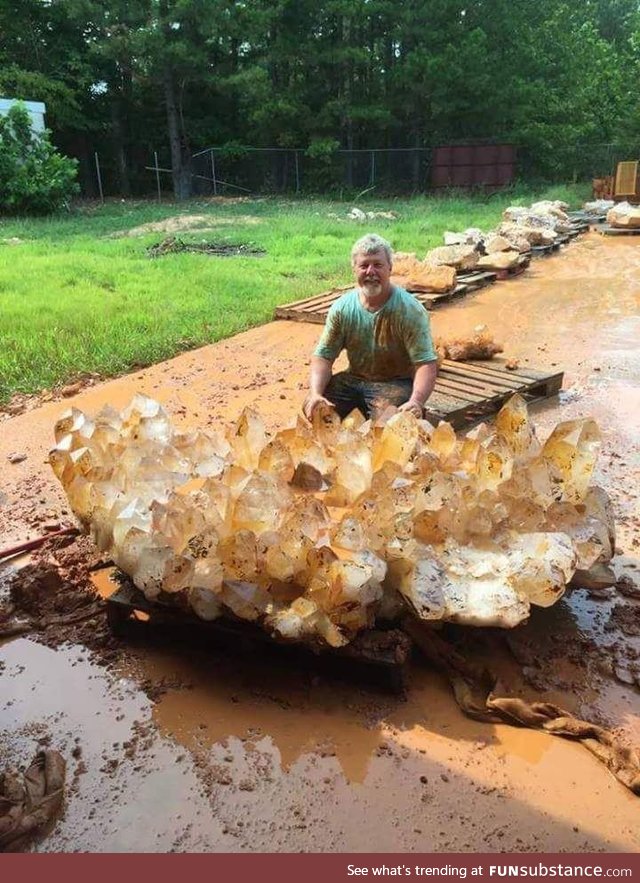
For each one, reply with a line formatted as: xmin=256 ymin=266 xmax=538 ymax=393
xmin=544 ymin=487 xmax=615 ymax=569
xmin=325 ymin=438 xmax=373 ymax=506
xmin=428 ymin=421 xmax=458 ymax=466
xmin=311 ymin=402 xmax=342 ymax=448
xmin=372 ymin=412 xmax=420 ymax=470
xmin=232 ymin=472 xmax=291 ymax=534
xmin=50 ymin=393 xmax=614 ymax=640
xmin=331 ymin=516 xmax=366 ymax=551
xmin=229 ymin=408 xmax=267 ymax=471
xmin=495 ymin=393 xmax=540 ymax=461
xmin=269 ymin=597 xmax=347 ymax=648
xmin=258 ymin=439 xmax=295 ymax=481
xmin=541 ymin=418 xmax=601 ymax=503
xmin=188 ymin=585 xmax=223 ymax=621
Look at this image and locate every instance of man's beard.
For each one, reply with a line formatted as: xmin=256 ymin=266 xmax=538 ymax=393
xmin=361 ymin=279 xmax=382 ymax=297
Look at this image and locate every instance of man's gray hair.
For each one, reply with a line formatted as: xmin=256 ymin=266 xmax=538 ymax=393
xmin=351 ymin=233 xmax=393 ymax=265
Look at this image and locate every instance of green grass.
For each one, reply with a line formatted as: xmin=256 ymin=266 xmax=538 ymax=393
xmin=0 ymin=183 xmax=590 ymax=403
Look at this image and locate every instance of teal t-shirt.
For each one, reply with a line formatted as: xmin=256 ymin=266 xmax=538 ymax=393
xmin=314 ymin=286 xmax=437 ymax=381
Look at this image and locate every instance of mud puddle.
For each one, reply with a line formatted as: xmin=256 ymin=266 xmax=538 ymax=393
xmin=0 ymin=638 xmax=218 ymax=851
xmin=3 ymin=627 xmax=638 ymax=852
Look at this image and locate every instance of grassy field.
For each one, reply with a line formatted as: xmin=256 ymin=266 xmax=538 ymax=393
xmin=0 ymin=184 xmax=589 ymax=403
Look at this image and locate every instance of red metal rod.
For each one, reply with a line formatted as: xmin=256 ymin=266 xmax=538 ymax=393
xmin=0 ymin=526 xmax=79 ymax=562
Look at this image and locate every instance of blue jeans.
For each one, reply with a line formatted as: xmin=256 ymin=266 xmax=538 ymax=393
xmin=324 ymin=371 xmax=414 ymax=419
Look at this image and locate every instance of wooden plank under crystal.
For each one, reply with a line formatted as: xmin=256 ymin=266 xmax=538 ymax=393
xmin=105 ymin=576 xmax=412 ymax=692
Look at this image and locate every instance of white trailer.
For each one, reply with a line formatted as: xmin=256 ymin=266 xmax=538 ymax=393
xmin=0 ymin=98 xmax=47 ymax=133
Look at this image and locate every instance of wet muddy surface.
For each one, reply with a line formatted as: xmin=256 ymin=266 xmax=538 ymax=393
xmin=1 ymin=233 xmax=639 ymax=851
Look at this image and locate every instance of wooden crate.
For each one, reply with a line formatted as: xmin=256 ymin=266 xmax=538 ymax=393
xmin=426 ymin=360 xmax=564 ymax=429
xmin=613 ymin=160 xmax=640 ymax=203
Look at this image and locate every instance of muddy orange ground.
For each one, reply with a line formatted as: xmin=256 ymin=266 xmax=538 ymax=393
xmin=1 ymin=233 xmax=639 ymax=852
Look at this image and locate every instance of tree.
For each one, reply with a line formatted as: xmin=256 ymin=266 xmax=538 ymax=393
xmin=1 ymin=0 xmax=637 ymax=193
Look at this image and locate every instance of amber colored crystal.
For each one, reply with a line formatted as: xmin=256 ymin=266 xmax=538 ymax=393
xmin=50 ymin=393 xmax=614 ymax=641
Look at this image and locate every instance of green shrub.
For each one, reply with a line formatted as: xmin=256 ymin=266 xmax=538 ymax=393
xmin=0 ymin=102 xmax=79 ymax=214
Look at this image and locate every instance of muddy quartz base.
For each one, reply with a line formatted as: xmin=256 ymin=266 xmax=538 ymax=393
xmin=106 ymin=575 xmax=413 ymax=693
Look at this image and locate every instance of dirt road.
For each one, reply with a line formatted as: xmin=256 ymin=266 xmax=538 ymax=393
xmin=1 ymin=233 xmax=639 ymax=851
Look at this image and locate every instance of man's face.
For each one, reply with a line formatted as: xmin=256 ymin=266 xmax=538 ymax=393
xmin=353 ymin=249 xmax=392 ymax=296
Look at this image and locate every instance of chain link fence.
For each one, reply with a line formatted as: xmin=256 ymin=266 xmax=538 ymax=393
xmin=518 ymin=141 xmax=640 ymax=185
xmin=190 ymin=147 xmax=432 ymax=196
xmin=77 ymin=142 xmax=638 ymax=199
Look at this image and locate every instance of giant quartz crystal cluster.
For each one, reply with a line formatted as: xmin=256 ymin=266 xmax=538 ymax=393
xmin=50 ymin=395 xmax=614 ymax=646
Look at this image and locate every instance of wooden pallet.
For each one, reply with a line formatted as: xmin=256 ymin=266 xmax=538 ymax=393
xmin=415 ymin=283 xmax=468 ymax=309
xmin=274 ymin=285 xmax=352 ymax=323
xmin=569 ymin=221 xmax=590 ymax=234
xmin=455 ymin=269 xmax=498 ymax=291
xmin=426 ymin=360 xmax=564 ymax=429
xmin=106 ymin=578 xmax=412 ymax=692
xmin=597 ymin=224 xmax=640 ymax=236
xmin=483 ymin=254 xmax=531 ymax=280
xmin=530 ymin=241 xmax=562 ymax=257
xmin=568 ymin=211 xmax=606 ymax=225
xmin=275 ymin=284 xmax=466 ymax=323
xmin=275 ymin=271 xmax=499 ymax=324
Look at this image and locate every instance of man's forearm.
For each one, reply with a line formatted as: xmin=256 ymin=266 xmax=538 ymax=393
xmin=309 ymin=356 xmax=334 ymax=396
xmin=410 ymin=361 xmax=438 ymax=404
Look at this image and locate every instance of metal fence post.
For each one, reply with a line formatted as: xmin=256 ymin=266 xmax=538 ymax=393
xmin=370 ymin=150 xmax=375 ymax=186
xmin=210 ymin=149 xmax=218 ymax=196
xmin=153 ymin=151 xmax=161 ymax=202
xmin=294 ymin=150 xmax=300 ymax=193
xmin=94 ymin=152 xmax=104 ymax=203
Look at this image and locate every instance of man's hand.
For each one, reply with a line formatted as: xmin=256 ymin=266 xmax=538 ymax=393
xmin=398 ymin=398 xmax=424 ymax=418
xmin=303 ymin=393 xmax=335 ymax=421
xmin=305 ymin=355 xmax=335 ymax=421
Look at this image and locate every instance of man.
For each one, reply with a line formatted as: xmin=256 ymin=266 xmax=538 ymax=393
xmin=303 ymin=233 xmax=438 ymax=421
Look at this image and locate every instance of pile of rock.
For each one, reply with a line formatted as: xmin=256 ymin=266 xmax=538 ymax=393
xmin=435 ymin=325 xmax=503 ymax=364
xmin=391 ymin=252 xmax=457 ymax=293
xmin=327 ymin=207 xmax=399 ymax=222
xmin=583 ymin=199 xmax=614 ymax=215
xmin=606 ymin=201 xmax=640 ymax=228
xmin=436 ymin=200 xmax=574 ymax=271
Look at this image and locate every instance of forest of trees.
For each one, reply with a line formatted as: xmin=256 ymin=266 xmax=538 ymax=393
xmin=1 ymin=0 xmax=639 ymax=197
